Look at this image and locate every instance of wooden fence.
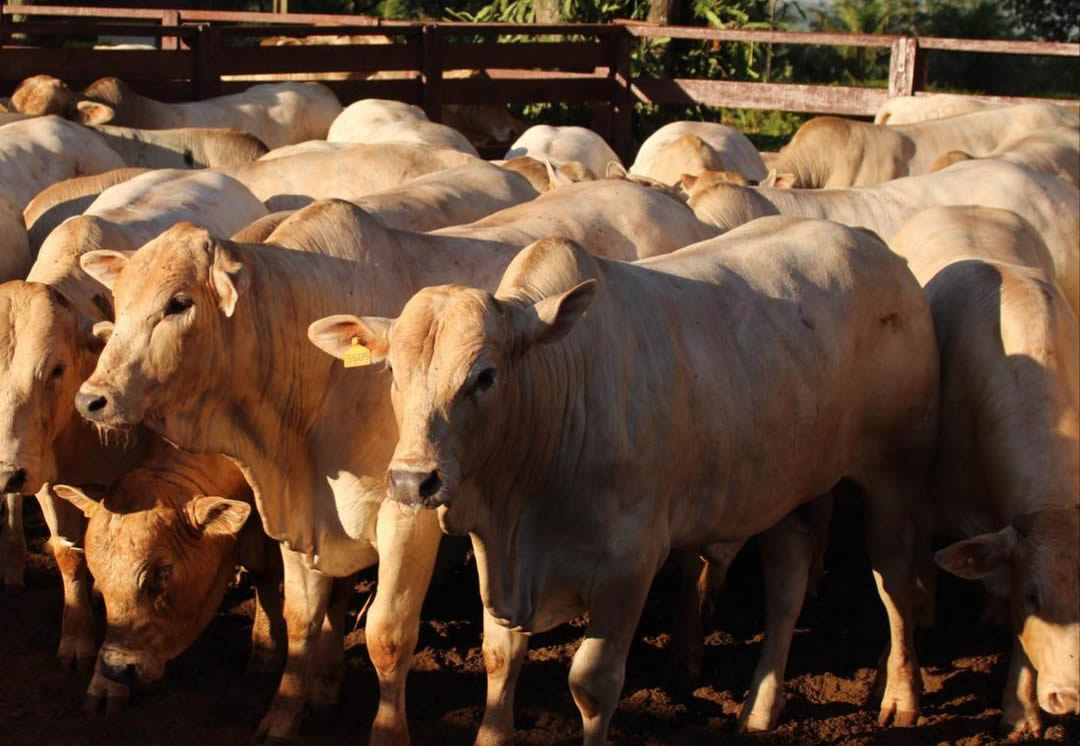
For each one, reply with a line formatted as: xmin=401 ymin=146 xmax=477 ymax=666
xmin=2 ymin=4 xmax=1077 ymax=160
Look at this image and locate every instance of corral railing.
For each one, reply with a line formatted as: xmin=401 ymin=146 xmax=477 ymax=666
xmin=2 ymin=5 xmax=1077 ymax=160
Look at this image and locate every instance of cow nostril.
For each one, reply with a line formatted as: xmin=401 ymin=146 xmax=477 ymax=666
xmin=3 ymin=469 xmax=26 ymax=494
xmin=1048 ymin=690 xmax=1079 ymax=714
xmin=101 ymin=660 xmax=137 ymax=686
xmin=87 ymin=396 xmax=107 ymax=413
xmin=418 ymin=471 xmax=442 ymax=499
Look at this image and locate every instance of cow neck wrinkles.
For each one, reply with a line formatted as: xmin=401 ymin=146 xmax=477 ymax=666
xmin=188 ymin=244 xmax=368 ymax=529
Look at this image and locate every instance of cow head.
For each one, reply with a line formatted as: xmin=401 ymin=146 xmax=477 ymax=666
xmin=0 ymin=282 xmax=102 ymax=495
xmin=308 ymin=274 xmax=595 ymax=521
xmin=936 ymin=508 xmax=1080 ymax=716
xmin=54 ymin=481 xmax=249 ymax=697
xmin=76 ymin=223 xmax=249 ymax=437
xmin=10 ymin=74 xmax=115 ymax=124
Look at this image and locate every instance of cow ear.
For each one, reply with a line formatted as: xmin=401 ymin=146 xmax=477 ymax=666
xmin=769 ymin=171 xmax=798 ymax=188
xmin=604 ymin=160 xmax=628 ymax=179
xmin=75 ymin=100 xmax=115 ymax=125
xmin=189 ymin=496 xmax=251 ymax=538
xmin=934 ymin=526 xmax=1017 ymax=580
xmin=679 ymin=173 xmax=699 ymax=191
xmin=81 ymin=250 xmax=129 ymax=290
xmin=307 ymin=314 xmax=391 ymax=364
xmin=515 ymin=280 xmax=597 ymax=350
xmin=210 ymin=241 xmax=249 ymax=318
xmin=52 ymin=484 xmax=101 ymax=518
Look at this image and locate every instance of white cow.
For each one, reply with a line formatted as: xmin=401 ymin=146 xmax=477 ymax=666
xmin=631 ymin=121 xmax=767 ymax=185
xmin=505 ymin=125 xmax=622 ymax=179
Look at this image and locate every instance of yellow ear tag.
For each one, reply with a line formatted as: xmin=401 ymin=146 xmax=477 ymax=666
xmin=343 ymin=337 xmax=372 ymax=368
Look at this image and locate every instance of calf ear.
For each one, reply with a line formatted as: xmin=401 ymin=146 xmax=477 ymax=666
xmin=307 ymin=314 xmax=391 ymax=364
xmin=555 ymin=160 xmax=591 ymax=184
xmin=210 ymin=241 xmax=249 ymax=318
xmin=934 ymin=526 xmax=1017 ymax=580
xmin=679 ymin=173 xmax=699 ymax=191
xmin=75 ymin=100 xmax=115 ymax=125
xmin=81 ymin=250 xmax=129 ymax=290
xmin=516 ymin=280 xmax=597 ymax=349
xmin=52 ymin=484 xmax=100 ymax=518
xmin=189 ymin=496 xmax=251 ymax=538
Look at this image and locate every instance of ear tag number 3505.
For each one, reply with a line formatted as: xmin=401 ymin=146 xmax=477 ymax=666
xmin=343 ymin=337 xmax=372 ymax=368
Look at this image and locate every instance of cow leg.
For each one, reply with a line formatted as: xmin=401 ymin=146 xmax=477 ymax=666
xmin=248 ymin=547 xmax=286 ymax=676
xmin=667 ymin=550 xmax=706 ymax=690
xmin=367 ymin=502 xmax=441 ymax=746
xmin=569 ymin=568 xmax=654 ymax=746
xmin=1001 ymin=638 xmax=1042 ymax=739
xmin=37 ymin=486 xmax=94 ymax=671
xmin=254 ymin=545 xmax=333 ymax=744
xmin=0 ymin=493 xmax=25 ymax=588
xmin=863 ymin=477 xmax=921 ymax=727
xmin=738 ymin=512 xmax=816 ymax=732
xmin=475 ymin=610 xmax=529 ymax=746
xmin=309 ymin=575 xmax=353 ymax=718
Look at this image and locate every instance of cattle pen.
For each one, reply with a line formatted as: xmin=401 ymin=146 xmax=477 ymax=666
xmin=1 ymin=4 xmax=1077 ymax=159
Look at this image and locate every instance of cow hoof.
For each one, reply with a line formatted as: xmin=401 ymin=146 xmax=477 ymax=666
xmin=252 ymin=713 xmax=299 ymax=745
xmin=57 ymin=637 xmax=97 ymax=673
xmin=84 ymin=693 xmax=105 ymax=715
xmin=877 ymin=700 xmax=918 ymax=727
xmin=737 ymin=694 xmax=785 ymax=733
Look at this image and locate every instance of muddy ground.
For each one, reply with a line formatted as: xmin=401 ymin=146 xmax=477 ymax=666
xmin=1 ymin=494 xmax=1076 ymax=746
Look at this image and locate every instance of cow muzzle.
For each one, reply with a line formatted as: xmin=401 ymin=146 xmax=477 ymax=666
xmin=387 ymin=465 xmax=447 ymax=509
xmin=1044 ymin=687 xmax=1080 ymax=715
xmin=75 ymin=382 xmax=136 ymax=427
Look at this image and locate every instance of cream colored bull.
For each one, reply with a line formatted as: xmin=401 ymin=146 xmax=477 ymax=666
xmin=889 ymin=206 xmax=1079 ymax=736
xmin=505 ymin=125 xmax=621 ymax=180
xmin=73 ymin=182 xmax=716 ymax=744
xmin=685 ymin=159 xmax=1080 ymax=314
xmin=328 ymin=99 xmax=479 ymax=156
xmin=630 ymin=120 xmax=767 ymax=185
xmin=0 ymin=168 xmax=267 ymax=668
xmin=23 ymin=168 xmax=150 ymax=253
xmin=0 ymin=193 xmax=29 ymax=283
xmin=54 ymin=446 xmax=282 ymax=714
xmin=216 ymin=142 xmax=480 ymax=210
xmin=930 ymin=126 xmax=1080 ymax=187
xmin=93 ymin=124 xmax=268 ymax=169
xmin=771 ymin=103 xmax=1078 ymax=188
xmin=0 ymin=116 xmax=125 ymax=209
xmin=314 ymin=217 xmax=940 ymax=745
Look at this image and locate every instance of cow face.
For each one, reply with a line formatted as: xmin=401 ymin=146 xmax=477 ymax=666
xmin=54 ymin=484 xmax=249 ymax=690
xmin=11 ymin=75 xmax=77 ymax=116
xmin=0 ymin=282 xmax=99 ymax=495
xmin=75 ymin=223 xmax=248 ymax=435
xmin=936 ymin=508 xmax=1080 ymax=716
xmin=308 ymin=278 xmax=595 ymax=519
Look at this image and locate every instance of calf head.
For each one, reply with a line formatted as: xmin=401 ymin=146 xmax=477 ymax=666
xmin=936 ymin=508 xmax=1080 ymax=716
xmin=10 ymin=74 xmax=114 ymax=124
xmin=0 ymin=282 xmax=101 ymax=494
xmin=54 ymin=483 xmax=249 ymax=690
xmin=308 ymin=271 xmax=596 ymax=525
xmin=76 ymin=223 xmax=249 ymax=436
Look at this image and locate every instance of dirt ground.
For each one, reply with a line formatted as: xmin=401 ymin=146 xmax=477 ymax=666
xmin=1 ymin=494 xmax=1076 ymax=746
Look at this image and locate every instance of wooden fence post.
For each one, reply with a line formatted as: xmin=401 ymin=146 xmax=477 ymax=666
xmin=422 ymin=24 xmax=443 ymax=122
xmin=161 ymin=10 xmax=179 ymax=51
xmin=612 ymin=28 xmax=633 ymax=162
xmin=888 ymin=35 xmax=919 ymax=98
xmin=193 ymin=24 xmax=222 ymax=100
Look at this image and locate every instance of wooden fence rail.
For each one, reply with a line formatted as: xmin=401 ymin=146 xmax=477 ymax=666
xmin=1 ymin=5 xmax=1077 ymax=160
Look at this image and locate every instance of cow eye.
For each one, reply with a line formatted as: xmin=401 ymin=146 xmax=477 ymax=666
xmin=474 ymin=367 xmax=496 ymax=393
xmin=49 ymin=362 xmax=66 ymax=380
xmin=140 ymin=563 xmax=172 ymax=595
xmin=164 ymin=295 xmax=194 ymax=316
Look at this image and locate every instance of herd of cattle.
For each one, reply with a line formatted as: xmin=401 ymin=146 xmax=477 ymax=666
xmin=0 ymin=72 xmax=1077 ymax=745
